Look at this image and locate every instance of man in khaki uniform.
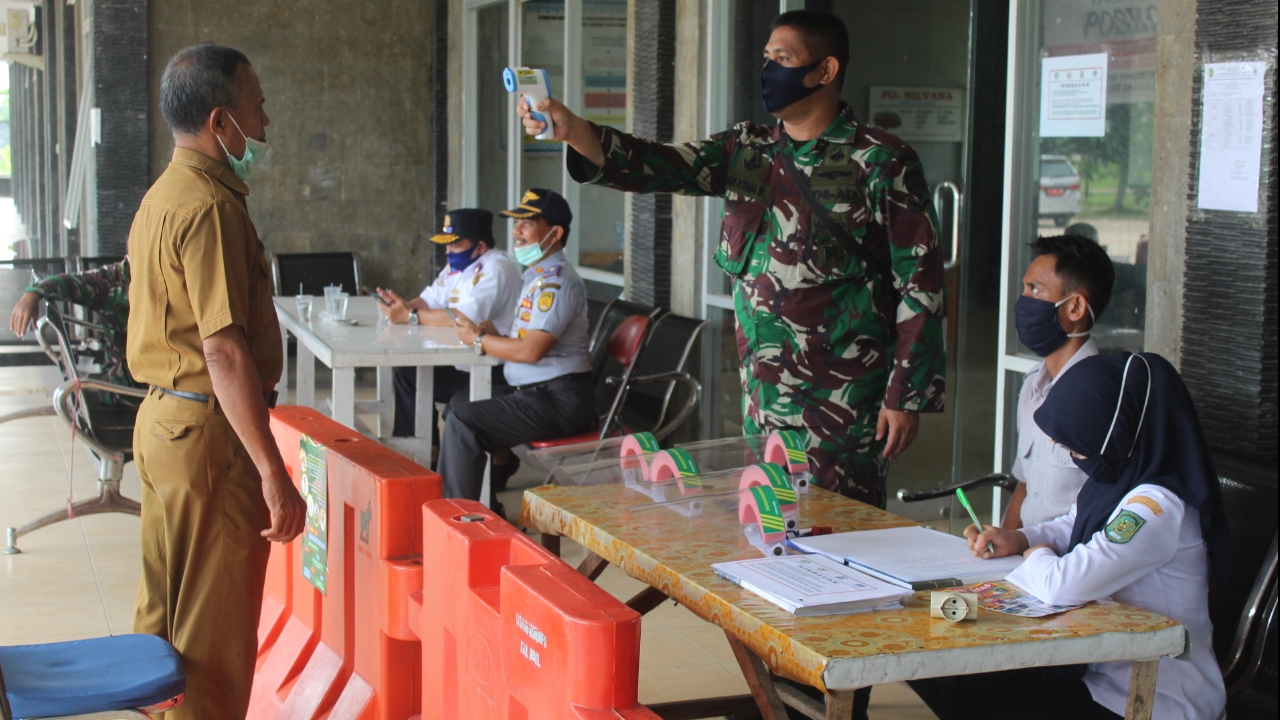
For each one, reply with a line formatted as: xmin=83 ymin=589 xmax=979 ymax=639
xmin=127 ymin=44 xmax=305 ymax=719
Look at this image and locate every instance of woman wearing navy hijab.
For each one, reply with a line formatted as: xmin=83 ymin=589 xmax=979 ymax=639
xmin=909 ymin=352 xmax=1230 ymax=720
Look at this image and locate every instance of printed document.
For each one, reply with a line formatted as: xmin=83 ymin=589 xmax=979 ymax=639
xmin=713 ymin=554 xmax=911 ymax=616
xmin=789 ymin=525 xmax=1024 ymax=590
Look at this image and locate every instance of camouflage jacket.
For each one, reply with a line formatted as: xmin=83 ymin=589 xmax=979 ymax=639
xmin=26 ymin=259 xmax=137 ymax=388
xmin=568 ymin=104 xmax=946 ymax=434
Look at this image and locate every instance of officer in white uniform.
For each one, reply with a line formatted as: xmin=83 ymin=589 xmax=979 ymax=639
xmin=1004 ymin=234 xmax=1113 ymax=529
xmin=376 ymin=208 xmax=521 ymax=439
xmin=915 ymin=352 xmax=1231 ymax=720
xmin=440 ymin=189 xmax=596 ymax=506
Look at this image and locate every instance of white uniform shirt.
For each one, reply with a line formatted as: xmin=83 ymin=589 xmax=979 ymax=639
xmin=504 ymin=250 xmax=593 ymax=387
xmin=419 ymin=247 xmax=521 ymax=372
xmin=1009 ymin=485 xmax=1226 ymax=720
xmin=1012 ymin=339 xmax=1098 ymax=526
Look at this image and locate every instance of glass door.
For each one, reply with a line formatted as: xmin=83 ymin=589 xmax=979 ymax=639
xmin=993 ymin=0 xmax=1157 ymax=520
xmin=698 ymin=0 xmax=1006 ymax=530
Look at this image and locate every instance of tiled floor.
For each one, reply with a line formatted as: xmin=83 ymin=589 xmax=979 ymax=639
xmin=0 ymin=364 xmax=935 ymax=718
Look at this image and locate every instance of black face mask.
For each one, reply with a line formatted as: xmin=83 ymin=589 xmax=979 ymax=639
xmin=1014 ymin=294 xmax=1092 ymax=357
xmin=760 ymin=58 xmax=826 ymax=114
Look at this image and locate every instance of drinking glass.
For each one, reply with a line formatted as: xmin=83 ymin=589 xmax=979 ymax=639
xmin=333 ymin=291 xmax=350 ymax=320
xmin=323 ymin=285 xmax=341 ymax=316
xmin=295 ymin=294 xmax=313 ymax=322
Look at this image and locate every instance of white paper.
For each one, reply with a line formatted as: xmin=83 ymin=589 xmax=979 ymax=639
xmin=868 ymin=87 xmax=966 ymax=142
xmin=713 ymin=554 xmax=910 ymax=615
xmin=790 ymin=526 xmax=1023 ymax=588
xmin=1040 ymin=53 xmax=1109 ymax=138
xmin=1196 ymin=62 xmax=1266 ymax=213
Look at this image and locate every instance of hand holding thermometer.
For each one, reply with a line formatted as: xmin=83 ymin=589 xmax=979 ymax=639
xmin=956 ymin=487 xmax=995 ymax=554
xmin=504 ymin=67 xmax=555 ymax=140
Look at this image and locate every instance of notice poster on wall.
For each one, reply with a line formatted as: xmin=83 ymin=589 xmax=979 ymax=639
xmin=1196 ymin=62 xmax=1266 ymax=213
xmin=868 ymin=87 xmax=965 ymax=142
xmin=1040 ymin=53 xmax=1109 ymax=137
xmin=299 ymin=435 xmax=328 ymax=595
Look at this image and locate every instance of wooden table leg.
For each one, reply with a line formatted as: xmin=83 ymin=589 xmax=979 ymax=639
xmin=1125 ymin=659 xmax=1160 ymax=720
xmin=540 ymin=533 xmax=561 ymax=556
xmin=626 ymin=586 xmax=669 ymax=615
xmin=825 ymin=689 xmax=856 ymax=720
xmin=725 ymin=631 xmax=790 ymax=720
xmin=576 ymin=551 xmax=609 ymax=581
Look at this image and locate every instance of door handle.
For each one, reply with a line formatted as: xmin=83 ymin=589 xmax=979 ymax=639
xmin=933 ymin=181 xmax=963 ymax=270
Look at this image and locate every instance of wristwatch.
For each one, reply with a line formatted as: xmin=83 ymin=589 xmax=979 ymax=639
xmin=473 ymin=331 xmax=487 ymax=356
xmin=408 ymin=309 xmax=419 ymax=326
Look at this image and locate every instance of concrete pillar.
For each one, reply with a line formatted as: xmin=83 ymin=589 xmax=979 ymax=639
xmin=669 ymin=0 xmax=704 ymax=317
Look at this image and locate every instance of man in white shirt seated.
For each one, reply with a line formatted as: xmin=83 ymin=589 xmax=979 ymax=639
xmin=376 ymin=208 xmax=521 ymax=442
xmin=1003 ymin=233 xmax=1115 ymax=529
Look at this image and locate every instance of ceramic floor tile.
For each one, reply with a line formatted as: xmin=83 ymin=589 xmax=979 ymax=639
xmin=0 ymin=601 xmax=110 ymax=642
xmin=0 ymin=566 xmax=107 ymax=608
xmin=639 ymin=625 xmax=718 ymax=669
xmin=670 ymin=622 xmax=739 ymax=666
xmin=638 ymin=662 xmax=750 ymax=706
xmin=868 ymin=682 xmax=938 ymax=719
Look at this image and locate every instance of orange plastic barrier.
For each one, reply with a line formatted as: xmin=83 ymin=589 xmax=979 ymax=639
xmin=250 ymin=406 xmax=441 ymax=720
xmin=417 ymin=499 xmax=660 ymax=720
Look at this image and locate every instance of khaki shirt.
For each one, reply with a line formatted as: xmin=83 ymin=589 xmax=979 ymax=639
xmin=126 ymin=148 xmax=281 ymax=395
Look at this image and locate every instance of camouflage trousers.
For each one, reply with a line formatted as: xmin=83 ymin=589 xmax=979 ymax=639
xmin=743 ymin=409 xmax=890 ymax=509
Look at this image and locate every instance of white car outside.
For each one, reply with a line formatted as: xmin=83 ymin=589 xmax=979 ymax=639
xmin=1039 ymin=155 xmax=1082 ymax=227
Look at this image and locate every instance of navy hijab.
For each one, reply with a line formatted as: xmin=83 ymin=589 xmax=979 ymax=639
xmin=1034 ymin=352 xmax=1234 ymax=582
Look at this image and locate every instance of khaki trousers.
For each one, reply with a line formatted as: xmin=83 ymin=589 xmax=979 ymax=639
xmin=133 ymin=388 xmax=271 ymax=720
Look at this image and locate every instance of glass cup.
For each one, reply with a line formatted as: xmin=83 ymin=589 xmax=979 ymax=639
xmin=333 ymin=291 xmax=350 ymax=320
xmin=295 ymin=294 xmax=313 ymax=322
xmin=323 ymin=285 xmax=342 ymax=316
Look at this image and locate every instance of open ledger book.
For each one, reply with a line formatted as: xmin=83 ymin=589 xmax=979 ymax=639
xmin=788 ymin=525 xmax=1024 ymax=591
xmin=713 ymin=554 xmax=912 ymax=616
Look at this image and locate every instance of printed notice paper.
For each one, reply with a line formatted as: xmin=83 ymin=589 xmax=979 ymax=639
xmin=713 ymin=554 xmax=910 ymax=616
xmin=1040 ymin=53 xmax=1109 ymax=138
xmin=300 ymin=435 xmax=328 ymax=594
xmin=1197 ymin=62 xmax=1266 ymax=213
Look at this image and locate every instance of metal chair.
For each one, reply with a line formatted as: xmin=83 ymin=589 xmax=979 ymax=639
xmin=5 ymin=304 xmax=146 ymax=555
xmin=271 ymin=251 xmax=361 ymax=296
xmin=1208 ymin=452 xmax=1278 ymax=709
xmin=74 ymin=255 xmax=125 ymax=272
xmin=608 ymin=311 xmax=707 ymax=442
xmin=529 ymin=314 xmax=652 ymax=451
xmin=586 ymin=298 xmax=664 ymax=386
xmin=895 ymin=472 xmax=1020 ymax=503
xmin=1 ymin=634 xmax=185 ymax=719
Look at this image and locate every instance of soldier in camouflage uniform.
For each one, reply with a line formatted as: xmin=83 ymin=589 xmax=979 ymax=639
xmin=9 ymin=258 xmax=138 ymax=389
xmin=519 ymin=11 xmax=945 ymax=509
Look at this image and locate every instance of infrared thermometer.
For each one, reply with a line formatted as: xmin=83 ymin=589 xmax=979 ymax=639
xmin=503 ymin=67 xmax=555 ymax=141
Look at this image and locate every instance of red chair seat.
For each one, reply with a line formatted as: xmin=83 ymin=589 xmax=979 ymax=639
xmin=529 ymin=427 xmax=621 ymax=449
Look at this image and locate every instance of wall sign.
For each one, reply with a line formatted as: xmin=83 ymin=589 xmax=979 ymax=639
xmin=1040 ymin=52 xmax=1109 ymax=138
xmin=1196 ymin=62 xmax=1266 ymax=213
xmin=868 ymin=87 xmax=966 ymax=142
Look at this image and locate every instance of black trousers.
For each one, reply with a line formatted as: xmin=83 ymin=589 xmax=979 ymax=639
xmin=907 ymin=665 xmax=1121 ymax=720
xmin=392 ymin=364 xmax=506 ymax=441
xmin=437 ymin=372 xmax=596 ymax=501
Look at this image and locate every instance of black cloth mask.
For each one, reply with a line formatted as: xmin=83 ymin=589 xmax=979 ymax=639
xmin=760 ymin=59 xmax=826 ymax=114
xmin=1014 ymin=294 xmax=1091 ymax=357
xmin=1034 ymin=352 xmax=1234 ymax=582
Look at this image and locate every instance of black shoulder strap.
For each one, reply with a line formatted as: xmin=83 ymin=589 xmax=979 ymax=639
xmin=777 ymin=150 xmax=892 ymax=282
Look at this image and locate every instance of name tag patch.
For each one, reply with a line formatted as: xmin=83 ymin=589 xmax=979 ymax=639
xmin=1105 ymin=509 xmax=1145 ymax=544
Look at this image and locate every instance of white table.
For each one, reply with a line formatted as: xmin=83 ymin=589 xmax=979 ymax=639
xmin=275 ymin=296 xmax=501 ymax=498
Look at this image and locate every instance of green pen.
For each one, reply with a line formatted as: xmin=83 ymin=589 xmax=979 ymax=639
xmin=956 ymin=487 xmax=995 ymax=554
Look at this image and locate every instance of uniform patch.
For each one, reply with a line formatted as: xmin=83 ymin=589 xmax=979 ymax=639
xmin=520 ymin=311 xmax=531 ymax=322
xmin=1126 ymin=496 xmax=1164 ymax=516
xmin=517 ymin=328 xmax=527 ymax=339
xmin=520 ymin=297 xmax=533 ymax=310
xmin=1105 ymin=509 xmax=1146 ymax=544
xmin=472 ymin=272 xmax=484 ymax=285
xmin=537 ymin=281 xmax=561 ymax=290
xmin=537 ymin=292 xmax=555 ymax=312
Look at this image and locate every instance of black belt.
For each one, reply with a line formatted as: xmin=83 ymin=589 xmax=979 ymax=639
xmin=153 ymin=386 xmax=278 ymax=409
xmin=513 ymin=371 xmax=593 ymax=392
